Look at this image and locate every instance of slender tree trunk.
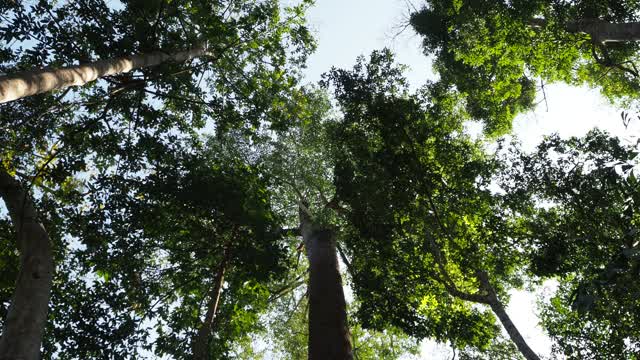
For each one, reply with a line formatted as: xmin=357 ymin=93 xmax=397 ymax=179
xmin=192 ymin=243 xmax=231 ymax=360
xmin=0 ymin=45 xmax=211 ymax=104
xmin=487 ymin=297 xmax=540 ymax=360
xmin=0 ymin=168 xmax=54 ymax=360
xmin=299 ymin=206 xmax=352 ymax=360
xmin=477 ymin=272 xmax=540 ymax=360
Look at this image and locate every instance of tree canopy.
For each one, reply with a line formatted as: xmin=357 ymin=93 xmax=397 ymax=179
xmin=1 ymin=1 xmax=640 ymax=359
xmin=411 ymin=0 xmax=640 ymax=134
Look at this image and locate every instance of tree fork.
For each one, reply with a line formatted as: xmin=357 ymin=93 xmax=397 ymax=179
xmin=0 ymin=168 xmax=54 ymax=360
xmin=0 ymin=45 xmax=212 ymax=104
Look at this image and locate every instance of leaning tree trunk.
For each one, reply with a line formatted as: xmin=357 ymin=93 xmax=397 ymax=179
xmin=299 ymin=206 xmax=352 ymax=360
xmin=192 ymin=242 xmax=231 ymax=360
xmin=0 ymin=45 xmax=211 ymax=104
xmin=567 ymin=19 xmax=640 ymax=42
xmin=0 ymin=168 xmax=54 ymax=360
xmin=530 ymin=17 xmax=640 ymax=43
xmin=487 ymin=296 xmax=541 ymax=360
xmin=477 ymin=272 xmax=540 ymax=360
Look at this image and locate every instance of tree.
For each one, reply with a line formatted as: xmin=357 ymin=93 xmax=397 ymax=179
xmin=0 ymin=168 xmax=53 ymax=359
xmin=263 ymin=287 xmax=421 ymax=360
xmin=259 ymin=87 xmax=355 ymax=359
xmin=28 ymin=132 xmax=294 ymax=359
xmin=500 ymin=130 xmax=640 ymax=358
xmin=321 ymin=49 xmax=540 ymax=359
xmin=299 ymin=205 xmax=352 ymax=359
xmin=0 ymin=0 xmax=315 ymax=357
xmin=410 ymin=0 xmax=640 ymax=134
xmin=0 ymin=45 xmax=211 ymax=104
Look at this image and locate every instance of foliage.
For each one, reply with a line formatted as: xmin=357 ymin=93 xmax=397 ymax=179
xmin=0 ymin=0 xmax=316 ymax=358
xmin=457 ymin=335 xmax=523 ymax=360
xmin=321 ymin=49 xmax=528 ymax=352
xmin=4 ymin=0 xmax=640 ymax=358
xmin=501 ymin=130 xmax=640 ymax=358
xmin=411 ymin=0 xmax=640 ymax=134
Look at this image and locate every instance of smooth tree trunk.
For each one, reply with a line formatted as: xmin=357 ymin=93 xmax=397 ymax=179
xmin=487 ymin=298 xmax=540 ymax=360
xmin=299 ymin=206 xmax=352 ymax=360
xmin=529 ymin=17 xmax=640 ymax=43
xmin=567 ymin=19 xmax=640 ymax=42
xmin=0 ymin=168 xmax=54 ymax=360
xmin=0 ymin=45 xmax=211 ymax=104
xmin=477 ymin=272 xmax=540 ymax=360
xmin=192 ymin=243 xmax=231 ymax=360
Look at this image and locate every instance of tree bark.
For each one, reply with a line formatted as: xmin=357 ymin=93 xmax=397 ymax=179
xmin=529 ymin=17 xmax=640 ymax=43
xmin=0 ymin=45 xmax=211 ymax=104
xmin=0 ymin=168 xmax=54 ymax=360
xmin=192 ymin=242 xmax=231 ymax=360
xmin=567 ymin=19 xmax=640 ymax=43
xmin=477 ymin=272 xmax=540 ymax=360
xmin=299 ymin=206 xmax=353 ymax=360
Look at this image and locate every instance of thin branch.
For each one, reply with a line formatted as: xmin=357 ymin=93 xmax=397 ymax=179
xmin=336 ymin=243 xmax=354 ymax=278
xmin=540 ymin=79 xmax=549 ymax=112
xmin=591 ymin=42 xmax=639 ymax=78
xmin=268 ymin=271 xmax=307 ymax=302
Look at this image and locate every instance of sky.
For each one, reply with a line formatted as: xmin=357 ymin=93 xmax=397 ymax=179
xmin=301 ymin=0 xmax=640 ymax=358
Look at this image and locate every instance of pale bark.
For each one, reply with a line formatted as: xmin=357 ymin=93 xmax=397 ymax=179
xmin=0 ymin=168 xmax=54 ymax=360
xmin=299 ymin=207 xmax=352 ymax=360
xmin=529 ymin=17 xmax=640 ymax=43
xmin=477 ymin=272 xmax=540 ymax=360
xmin=192 ymin=243 xmax=231 ymax=360
xmin=567 ymin=19 xmax=640 ymax=43
xmin=487 ymin=298 xmax=541 ymax=360
xmin=0 ymin=45 xmax=211 ymax=104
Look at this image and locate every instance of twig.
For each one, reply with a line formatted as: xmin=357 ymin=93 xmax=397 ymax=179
xmin=540 ymin=79 xmax=549 ymax=112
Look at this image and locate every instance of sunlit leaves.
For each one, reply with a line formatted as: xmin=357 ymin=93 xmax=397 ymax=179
xmin=411 ymin=0 xmax=640 ymax=134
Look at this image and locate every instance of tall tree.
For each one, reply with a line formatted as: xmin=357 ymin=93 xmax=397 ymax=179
xmin=411 ymin=0 xmax=640 ymax=134
xmin=322 ymin=49 xmax=539 ymax=359
xmin=0 ymin=45 xmax=211 ymax=103
xmin=0 ymin=0 xmax=315 ymax=357
xmin=299 ymin=205 xmax=352 ymax=359
xmin=0 ymin=168 xmax=53 ymax=359
xmin=260 ymin=88 xmax=355 ymax=359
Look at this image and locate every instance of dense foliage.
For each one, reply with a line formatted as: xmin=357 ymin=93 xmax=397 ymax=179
xmin=502 ymin=130 xmax=640 ymax=358
xmin=411 ymin=0 xmax=640 ymax=134
xmin=0 ymin=1 xmax=639 ymax=359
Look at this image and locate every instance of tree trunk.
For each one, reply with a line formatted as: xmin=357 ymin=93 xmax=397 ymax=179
xmin=477 ymin=272 xmax=540 ymax=360
xmin=0 ymin=168 xmax=54 ymax=360
xmin=530 ymin=17 xmax=640 ymax=43
xmin=565 ymin=19 xmax=640 ymax=42
xmin=299 ymin=206 xmax=352 ymax=360
xmin=0 ymin=45 xmax=211 ymax=104
xmin=567 ymin=19 xmax=640 ymax=42
xmin=192 ymin=243 xmax=231 ymax=360
xmin=487 ymin=297 xmax=541 ymax=360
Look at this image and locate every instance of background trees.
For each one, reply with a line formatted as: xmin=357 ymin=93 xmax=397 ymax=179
xmin=410 ymin=0 xmax=640 ymax=134
xmin=322 ymin=49 xmax=538 ymax=359
xmin=501 ymin=130 xmax=640 ymax=358
xmin=1 ymin=0 xmax=314 ymax=357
